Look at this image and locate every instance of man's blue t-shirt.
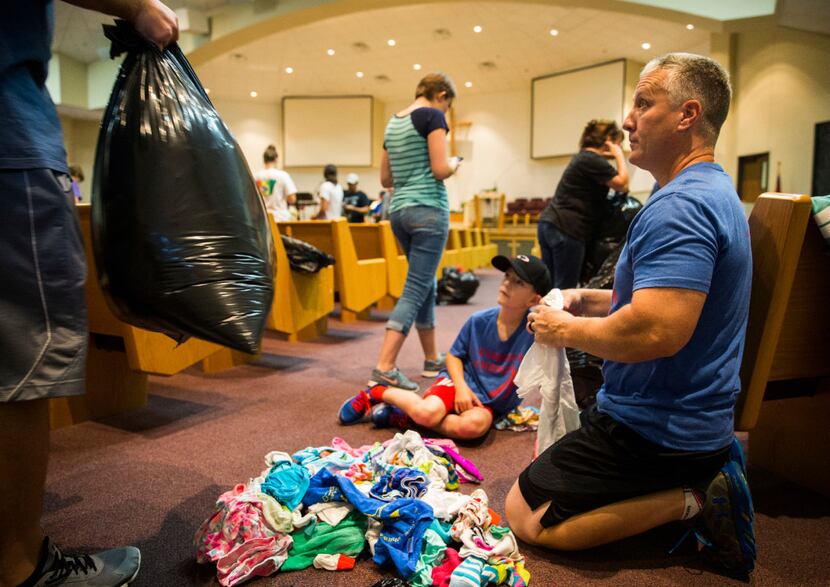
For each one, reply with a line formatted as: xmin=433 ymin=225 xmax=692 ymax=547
xmin=597 ymin=162 xmax=751 ymax=451
xmin=0 ymin=1 xmax=67 ymax=173
xmin=439 ymin=307 xmax=534 ymax=417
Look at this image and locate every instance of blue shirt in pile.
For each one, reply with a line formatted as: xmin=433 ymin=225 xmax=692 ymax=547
xmin=0 ymin=0 xmax=67 ymax=173
xmin=439 ymin=306 xmax=534 ymax=417
xmin=384 ymin=107 xmax=449 ymax=214
xmin=597 ymin=162 xmax=752 ymax=452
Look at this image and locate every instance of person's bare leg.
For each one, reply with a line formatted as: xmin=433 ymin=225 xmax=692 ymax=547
xmin=0 ymin=398 xmax=49 ymax=585
xmin=505 ymin=481 xmax=684 ymax=551
xmin=381 ymin=389 xmax=491 ymax=440
xmin=376 ymin=329 xmax=407 ymax=371
xmin=416 ymin=327 xmax=438 ymax=362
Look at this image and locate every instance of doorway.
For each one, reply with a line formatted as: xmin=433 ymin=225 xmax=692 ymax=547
xmin=738 ymin=152 xmax=769 ymax=202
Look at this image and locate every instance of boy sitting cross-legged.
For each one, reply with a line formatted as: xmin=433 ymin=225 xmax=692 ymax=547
xmin=339 ymin=255 xmax=551 ymax=440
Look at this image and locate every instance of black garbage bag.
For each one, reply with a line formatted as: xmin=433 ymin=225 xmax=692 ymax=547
xmin=281 ymin=235 xmax=335 ymax=273
xmin=437 ymin=267 xmax=479 ymax=304
xmin=92 ymin=21 xmax=274 ymax=354
xmin=581 ymin=196 xmax=642 ymax=284
xmin=584 ymin=242 xmax=623 ymax=290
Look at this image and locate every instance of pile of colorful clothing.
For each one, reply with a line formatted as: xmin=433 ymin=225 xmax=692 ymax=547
xmin=195 ymin=430 xmax=530 ymax=586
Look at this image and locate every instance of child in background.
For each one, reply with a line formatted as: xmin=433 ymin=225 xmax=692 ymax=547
xmin=69 ymin=164 xmax=84 ymax=202
xmin=339 ymin=255 xmax=551 ymax=440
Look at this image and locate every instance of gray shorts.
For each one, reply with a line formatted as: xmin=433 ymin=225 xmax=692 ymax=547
xmin=0 ymin=169 xmax=88 ymax=402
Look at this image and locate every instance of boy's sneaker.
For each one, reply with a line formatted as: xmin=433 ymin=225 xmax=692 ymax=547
xmin=23 ymin=537 xmax=140 ymax=586
xmin=371 ymin=403 xmax=411 ymax=430
xmin=422 ymin=353 xmax=446 ymax=378
xmin=694 ymin=438 xmax=756 ymax=578
xmin=369 ymin=368 xmax=419 ymax=392
xmin=338 ymin=389 xmax=374 ymax=424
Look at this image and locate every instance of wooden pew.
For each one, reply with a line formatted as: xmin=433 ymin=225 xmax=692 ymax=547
xmin=278 ymin=219 xmax=387 ymax=322
xmin=349 ymin=221 xmax=407 ymax=311
xmin=266 ymin=215 xmax=335 ymax=341
xmin=735 ymin=193 xmax=830 ymax=496
xmin=474 ymin=228 xmax=498 ymax=266
xmin=460 ymin=228 xmax=487 ymax=269
xmin=447 ymin=227 xmax=475 ymax=271
xmin=50 ymin=205 xmax=254 ymax=429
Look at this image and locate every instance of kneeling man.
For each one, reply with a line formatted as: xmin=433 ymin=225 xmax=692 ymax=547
xmin=505 ymin=53 xmax=756 ymax=577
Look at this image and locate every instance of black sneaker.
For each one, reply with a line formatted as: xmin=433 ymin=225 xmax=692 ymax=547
xmin=23 ymin=537 xmax=140 ymax=586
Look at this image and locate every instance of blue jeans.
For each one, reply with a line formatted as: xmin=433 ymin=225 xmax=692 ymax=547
xmin=388 ymin=205 xmax=449 ymax=336
xmin=537 ymin=220 xmax=585 ymax=289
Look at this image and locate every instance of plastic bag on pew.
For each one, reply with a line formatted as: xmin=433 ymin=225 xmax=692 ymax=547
xmin=91 ymin=21 xmax=274 ymax=354
xmin=281 ymin=235 xmax=335 ymax=274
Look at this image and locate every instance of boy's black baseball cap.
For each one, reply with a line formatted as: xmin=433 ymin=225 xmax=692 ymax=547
xmin=491 ymin=254 xmax=552 ymax=295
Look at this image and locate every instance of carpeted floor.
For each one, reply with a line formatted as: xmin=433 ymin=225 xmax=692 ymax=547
xmin=44 ymin=269 xmax=830 ymax=586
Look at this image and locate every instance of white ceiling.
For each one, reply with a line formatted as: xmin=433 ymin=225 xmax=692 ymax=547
xmin=196 ymin=2 xmax=711 ymax=103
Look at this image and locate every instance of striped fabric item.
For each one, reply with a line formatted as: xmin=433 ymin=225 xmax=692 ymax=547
xmin=384 ymin=115 xmax=448 ymax=213
xmin=812 ymin=195 xmax=830 ymax=245
xmin=448 ymin=555 xmax=486 ymax=587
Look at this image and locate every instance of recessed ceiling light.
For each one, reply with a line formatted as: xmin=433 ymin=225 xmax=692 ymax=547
xmin=205 ymin=88 xmax=211 ymax=94
xmin=327 ymin=48 xmax=335 ymax=56
xmin=641 ymin=42 xmax=651 ymax=50
xmin=387 ymin=39 xmax=396 ymax=46
xmin=285 ymin=66 xmax=294 ymax=74
xmin=465 ymin=81 xmax=473 ymax=88
xmin=356 ymin=71 xmax=364 ymax=78
xmin=413 ymin=63 xmax=422 ymax=70
xmin=549 ymin=28 xmax=559 ymax=36
xmin=473 ymin=25 xmax=482 ymax=33
xmin=686 ymin=23 xmax=695 ymax=30
xmin=249 ymin=90 xmax=258 ymax=98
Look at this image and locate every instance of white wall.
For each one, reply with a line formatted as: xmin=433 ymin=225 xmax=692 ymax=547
xmin=426 ymin=87 xmax=654 ymax=211
xmin=213 ymin=97 xmax=386 ymax=200
xmin=728 ymin=21 xmax=830 ymax=195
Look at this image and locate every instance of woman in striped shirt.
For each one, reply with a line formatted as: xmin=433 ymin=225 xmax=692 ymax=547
xmin=368 ymin=73 xmax=462 ymax=392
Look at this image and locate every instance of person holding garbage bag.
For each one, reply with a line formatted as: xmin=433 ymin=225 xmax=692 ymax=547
xmin=1 ymin=3 xmax=179 ymax=586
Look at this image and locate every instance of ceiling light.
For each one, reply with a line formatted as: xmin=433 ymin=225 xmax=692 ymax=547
xmin=465 ymin=81 xmax=473 ymax=88
xmin=356 ymin=71 xmax=364 ymax=78
xmin=473 ymin=25 xmax=482 ymax=33
xmin=327 ymin=48 xmax=335 ymax=56
xmin=686 ymin=23 xmax=695 ymax=30
xmin=285 ymin=66 xmax=294 ymax=74
xmin=413 ymin=63 xmax=422 ymax=70
xmin=549 ymin=28 xmax=559 ymax=36
xmin=205 ymin=88 xmax=211 ymax=94
xmin=249 ymin=90 xmax=258 ymax=98
xmin=387 ymin=39 xmax=396 ymax=46
xmin=641 ymin=42 xmax=651 ymax=50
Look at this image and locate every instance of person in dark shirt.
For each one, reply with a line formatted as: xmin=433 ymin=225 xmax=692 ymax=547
xmin=342 ymin=173 xmax=372 ymax=223
xmin=537 ymin=119 xmax=629 ymax=289
xmin=0 ymin=2 xmax=178 ymax=585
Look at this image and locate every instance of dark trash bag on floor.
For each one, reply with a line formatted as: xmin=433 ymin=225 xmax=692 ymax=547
xmin=92 ymin=21 xmax=274 ymax=354
xmin=281 ymin=235 xmax=335 ymax=274
xmin=437 ymin=267 xmax=479 ymax=304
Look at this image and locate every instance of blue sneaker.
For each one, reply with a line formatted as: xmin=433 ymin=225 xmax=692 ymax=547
xmin=338 ymin=389 xmax=373 ymax=425
xmin=371 ymin=403 xmax=411 ymax=430
xmin=695 ymin=438 xmax=757 ymax=578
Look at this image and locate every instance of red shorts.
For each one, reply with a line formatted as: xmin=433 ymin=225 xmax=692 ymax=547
xmin=424 ymin=377 xmax=493 ymax=415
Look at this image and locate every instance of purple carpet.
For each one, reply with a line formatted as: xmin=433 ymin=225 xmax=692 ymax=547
xmin=43 ymin=269 xmax=830 ymax=586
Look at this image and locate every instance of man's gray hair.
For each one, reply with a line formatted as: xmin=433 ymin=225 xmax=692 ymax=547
xmin=642 ymin=53 xmax=732 ymax=144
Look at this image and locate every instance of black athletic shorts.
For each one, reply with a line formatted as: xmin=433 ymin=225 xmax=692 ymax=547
xmin=518 ymin=405 xmax=730 ymax=527
xmin=0 ymin=169 xmax=88 ymax=402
